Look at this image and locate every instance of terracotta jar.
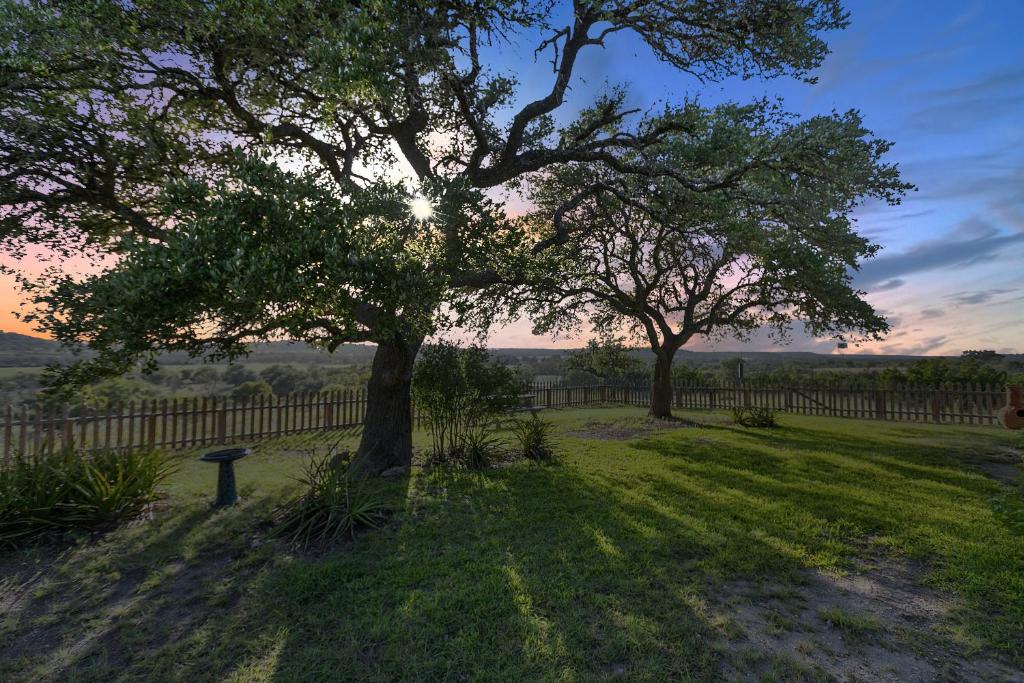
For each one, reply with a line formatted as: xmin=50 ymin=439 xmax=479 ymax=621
xmin=997 ymin=386 xmax=1024 ymax=430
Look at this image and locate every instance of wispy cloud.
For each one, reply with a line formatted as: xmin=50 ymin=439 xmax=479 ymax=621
xmin=855 ymin=221 xmax=1024 ymax=287
xmin=874 ymin=278 xmax=905 ymax=291
xmin=901 ymin=336 xmax=950 ymax=355
xmin=946 ymin=289 xmax=1015 ymax=306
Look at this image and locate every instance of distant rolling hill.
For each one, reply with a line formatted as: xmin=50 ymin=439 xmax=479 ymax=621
xmin=2 ymin=330 xmax=1015 ymax=370
xmin=0 ymin=331 xmax=370 ymax=367
xmin=0 ymin=331 xmax=85 ymax=367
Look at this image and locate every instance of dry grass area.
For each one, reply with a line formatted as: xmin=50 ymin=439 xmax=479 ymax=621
xmin=713 ymin=553 xmax=1020 ymax=681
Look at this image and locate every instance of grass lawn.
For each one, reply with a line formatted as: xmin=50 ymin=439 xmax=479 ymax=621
xmin=1 ymin=408 xmax=1023 ymax=681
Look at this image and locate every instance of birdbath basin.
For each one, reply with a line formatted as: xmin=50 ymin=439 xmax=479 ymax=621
xmin=199 ymin=448 xmax=251 ymax=507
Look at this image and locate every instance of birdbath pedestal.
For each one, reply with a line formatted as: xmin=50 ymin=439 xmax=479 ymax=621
xmin=199 ymin=448 xmax=251 ymax=507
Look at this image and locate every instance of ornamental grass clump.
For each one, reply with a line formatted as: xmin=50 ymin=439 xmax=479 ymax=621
xmin=0 ymin=445 xmax=173 ymax=548
xmin=272 ymin=449 xmax=388 ymax=551
xmin=511 ymin=414 xmax=558 ymax=463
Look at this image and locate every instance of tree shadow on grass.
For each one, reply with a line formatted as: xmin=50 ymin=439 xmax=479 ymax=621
xmin=1 ymin=457 xmax=807 ymax=681
xmin=0 ymin=495 xmax=280 ymax=682
xmin=3 ymin=424 xmax=1020 ymax=681
xmin=212 ymin=464 xmax=798 ymax=681
xmin=258 ymin=430 xmax=1023 ymax=677
xmin=627 ymin=424 xmax=1024 ymax=656
xmin=630 ymin=442 xmax=991 ymax=544
xmin=1 ymin=462 xmax=402 ymax=681
xmin=674 ymin=420 xmax=1010 ymax=497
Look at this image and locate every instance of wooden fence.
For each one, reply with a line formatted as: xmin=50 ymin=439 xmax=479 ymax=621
xmin=0 ymin=381 xmax=1013 ymax=458
xmin=1 ymin=390 xmax=369 ymax=459
xmin=663 ymin=381 xmax=1009 ymax=426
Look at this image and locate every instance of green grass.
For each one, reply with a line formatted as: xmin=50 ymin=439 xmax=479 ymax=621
xmin=0 ymin=366 xmax=45 ymax=379
xmin=817 ymin=607 xmax=881 ymax=642
xmin=1 ymin=408 xmax=1022 ymax=682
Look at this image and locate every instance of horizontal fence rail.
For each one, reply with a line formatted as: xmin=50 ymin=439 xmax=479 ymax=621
xmin=1 ymin=390 xmax=368 ymax=459
xmin=1 ymin=381 xmax=1013 ymax=458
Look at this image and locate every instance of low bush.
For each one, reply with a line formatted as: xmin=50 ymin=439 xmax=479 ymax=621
xmin=512 ymin=415 xmax=557 ymax=463
xmin=272 ymin=449 xmax=388 ymax=551
xmin=413 ymin=341 xmax=523 ymax=465
xmin=0 ymin=446 xmax=174 ymax=548
xmin=231 ymin=379 xmax=273 ymax=401
xmin=731 ymin=405 xmax=778 ymax=428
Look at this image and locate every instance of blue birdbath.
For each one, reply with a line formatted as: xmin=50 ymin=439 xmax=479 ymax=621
xmin=199 ymin=448 xmax=251 ymax=507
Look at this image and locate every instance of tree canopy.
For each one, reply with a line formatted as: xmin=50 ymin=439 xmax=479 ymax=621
xmin=2 ymin=0 xmax=857 ymax=470
xmin=510 ymin=102 xmax=911 ymax=416
xmin=565 ymin=338 xmax=646 ymax=383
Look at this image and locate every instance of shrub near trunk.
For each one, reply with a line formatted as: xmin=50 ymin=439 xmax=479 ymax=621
xmin=412 ymin=342 xmax=522 ymax=466
xmin=272 ymin=449 xmax=388 ymax=551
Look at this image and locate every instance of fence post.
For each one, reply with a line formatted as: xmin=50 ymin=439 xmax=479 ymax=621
xmin=60 ymin=403 xmax=71 ymax=449
xmin=147 ymin=399 xmax=158 ymax=450
xmin=217 ymin=397 xmax=228 ymax=444
xmin=160 ymin=398 xmax=168 ymax=448
xmin=3 ymin=404 xmax=11 ymax=462
xmin=874 ymin=389 xmax=886 ymax=420
xmin=930 ymin=390 xmax=942 ymax=423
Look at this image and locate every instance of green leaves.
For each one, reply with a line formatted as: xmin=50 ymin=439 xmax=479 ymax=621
xmin=517 ymin=98 xmax=910 ymax=351
xmin=32 ymin=157 xmax=445 ymax=384
xmin=0 ymin=445 xmax=174 ymax=548
xmin=566 ymin=338 xmax=646 ymax=382
xmin=272 ymin=449 xmax=389 ymax=551
xmin=601 ymin=0 xmax=848 ymax=83
xmin=412 ymin=341 xmax=523 ymax=459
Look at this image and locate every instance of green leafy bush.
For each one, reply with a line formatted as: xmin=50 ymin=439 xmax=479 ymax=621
xmin=231 ymin=379 xmax=273 ymax=401
xmin=272 ymin=450 xmax=388 ymax=551
xmin=413 ymin=342 xmax=522 ymax=465
xmin=0 ymin=446 xmax=174 ymax=548
xmin=512 ymin=415 xmax=557 ymax=463
xmin=731 ymin=405 xmax=777 ymax=428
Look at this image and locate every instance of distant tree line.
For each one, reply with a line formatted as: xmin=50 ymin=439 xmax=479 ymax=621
xmin=0 ymin=363 xmax=374 ymax=413
xmin=560 ymin=342 xmax=1023 ymax=390
xmin=2 ymin=346 xmax=1020 ymax=415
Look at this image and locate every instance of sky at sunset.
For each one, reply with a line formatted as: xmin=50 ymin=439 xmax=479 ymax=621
xmin=3 ymin=0 xmax=1023 ymax=355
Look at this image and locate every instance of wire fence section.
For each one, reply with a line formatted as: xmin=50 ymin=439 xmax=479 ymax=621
xmin=1 ymin=380 xmax=1012 ymax=458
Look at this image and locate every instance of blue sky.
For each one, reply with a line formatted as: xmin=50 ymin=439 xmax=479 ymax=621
xmin=482 ymin=0 xmax=1024 ymax=354
xmin=2 ymin=2 xmax=1020 ymax=355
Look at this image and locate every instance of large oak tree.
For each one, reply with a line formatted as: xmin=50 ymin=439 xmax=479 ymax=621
xmin=1 ymin=0 xmax=851 ymax=472
xmin=515 ymin=103 xmax=911 ymax=417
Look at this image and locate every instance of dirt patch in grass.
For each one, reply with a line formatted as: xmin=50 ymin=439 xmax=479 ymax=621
xmin=566 ymin=415 xmax=701 ymax=440
xmin=977 ymin=461 xmax=1021 ymax=486
xmin=970 ymin=445 xmax=1022 ymax=486
xmin=711 ymin=554 xmax=1024 ymax=682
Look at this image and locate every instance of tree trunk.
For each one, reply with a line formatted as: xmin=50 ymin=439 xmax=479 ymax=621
xmin=650 ymin=347 xmax=676 ymax=418
xmin=353 ymin=333 xmax=422 ymax=476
